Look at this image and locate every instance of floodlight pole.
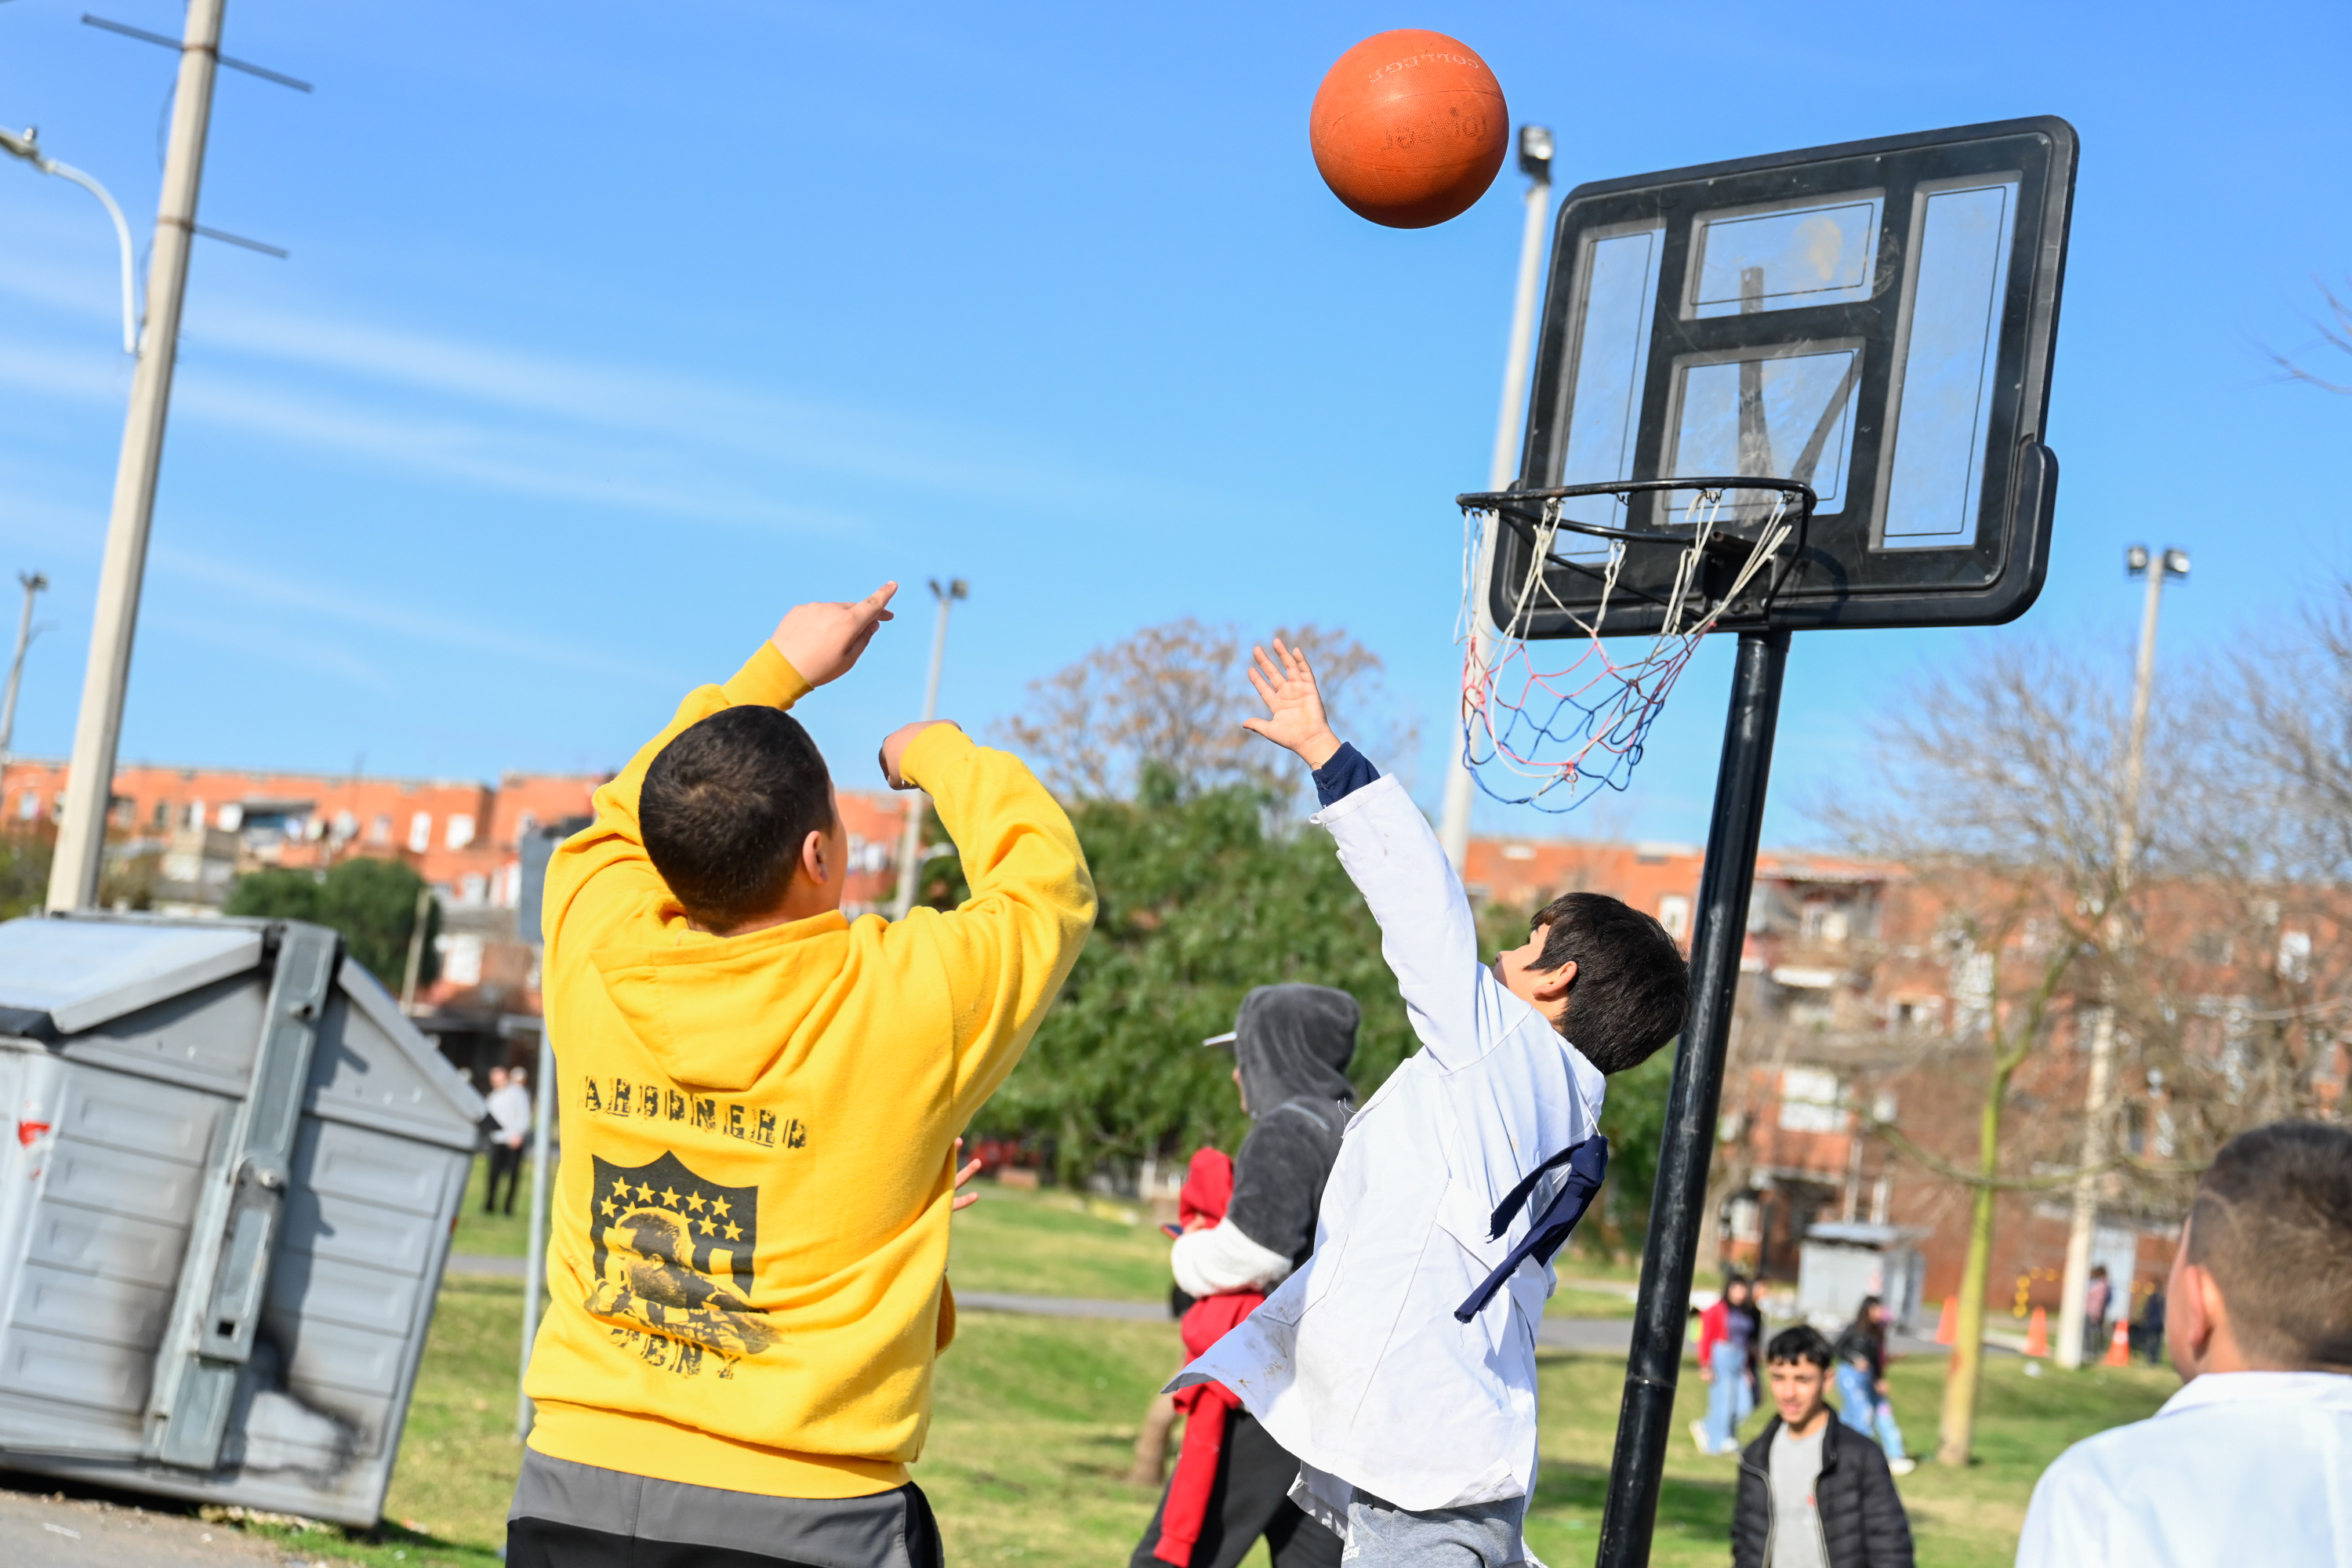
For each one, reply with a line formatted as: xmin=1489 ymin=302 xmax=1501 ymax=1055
xmin=1439 ymin=126 xmax=1553 ymax=872
xmin=518 ymin=1022 xmax=554 ymax=1438
xmin=891 ymin=578 xmax=967 ymax=919
xmin=46 ymin=0 xmax=225 ymax=912
xmin=0 ymin=572 xmax=52 ymax=773
xmin=1597 ymin=628 xmax=1790 ymax=1568
xmin=2055 ymin=546 xmax=2186 ymax=1369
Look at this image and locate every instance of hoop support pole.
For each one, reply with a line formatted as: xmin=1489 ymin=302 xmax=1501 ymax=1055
xmin=1595 ymin=627 xmax=1791 ymax=1568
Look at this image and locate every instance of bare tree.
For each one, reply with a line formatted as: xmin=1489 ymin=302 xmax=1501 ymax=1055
xmin=2266 ymin=276 xmax=2352 ymax=394
xmin=997 ymin=618 xmax=1415 ymax=803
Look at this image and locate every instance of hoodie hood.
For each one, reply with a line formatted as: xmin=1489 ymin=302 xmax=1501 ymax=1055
xmin=1234 ymin=984 xmax=1359 ymax=1118
xmin=590 ymin=913 xmax=850 ymax=1093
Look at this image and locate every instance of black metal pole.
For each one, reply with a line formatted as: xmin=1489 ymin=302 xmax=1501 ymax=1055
xmin=1595 ymin=628 xmax=1791 ymax=1567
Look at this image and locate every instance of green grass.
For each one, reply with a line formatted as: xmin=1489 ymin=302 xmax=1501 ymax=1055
xmin=449 ymin=1153 xmax=534 ymax=1258
xmin=945 ymin=1180 xmax=1178 ymax=1301
xmin=209 ymin=1178 xmax=2175 ymax=1568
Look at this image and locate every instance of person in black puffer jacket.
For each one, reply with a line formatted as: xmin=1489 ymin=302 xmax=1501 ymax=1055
xmin=1731 ymin=1325 xmax=1914 ymax=1568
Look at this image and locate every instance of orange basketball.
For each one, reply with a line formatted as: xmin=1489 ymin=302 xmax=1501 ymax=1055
xmin=1309 ymin=30 xmax=1508 ymax=229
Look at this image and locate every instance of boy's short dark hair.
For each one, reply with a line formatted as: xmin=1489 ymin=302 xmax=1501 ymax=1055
xmin=2187 ymin=1120 xmax=2352 ymax=1370
xmin=1766 ymin=1324 xmax=1834 ymax=1369
xmin=641 ymin=706 xmax=833 ymax=930
xmin=1528 ymin=891 xmax=1690 ymax=1072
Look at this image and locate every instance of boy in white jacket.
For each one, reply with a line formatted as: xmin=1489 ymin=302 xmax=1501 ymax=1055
xmin=1174 ymin=641 xmax=1690 ymax=1568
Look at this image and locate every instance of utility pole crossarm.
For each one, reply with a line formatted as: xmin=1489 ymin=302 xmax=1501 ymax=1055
xmin=891 ymin=579 xmax=967 ymax=920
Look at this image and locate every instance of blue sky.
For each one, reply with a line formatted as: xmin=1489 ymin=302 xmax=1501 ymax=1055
xmin=1 ymin=1 xmax=2345 ymax=845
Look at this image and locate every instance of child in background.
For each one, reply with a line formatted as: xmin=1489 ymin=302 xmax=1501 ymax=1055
xmin=1175 ymin=641 xmax=1690 ymax=1568
xmin=1694 ymin=1274 xmax=1764 ymax=1456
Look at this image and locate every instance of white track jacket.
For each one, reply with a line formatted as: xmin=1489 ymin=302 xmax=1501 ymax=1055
xmin=1171 ymin=772 xmax=1605 ymax=1522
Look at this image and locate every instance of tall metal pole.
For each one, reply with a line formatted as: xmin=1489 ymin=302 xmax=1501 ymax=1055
xmin=1439 ymin=127 xmax=1553 ymax=872
xmin=1597 ymin=630 xmax=1791 ymax=1568
xmin=0 ymin=572 xmax=50 ymax=771
xmin=518 ymin=1024 xmax=555 ymax=1438
xmin=891 ymin=578 xmax=966 ymax=919
xmin=45 ymin=0 xmax=225 ymax=911
xmin=2056 ymin=547 xmax=2184 ymax=1368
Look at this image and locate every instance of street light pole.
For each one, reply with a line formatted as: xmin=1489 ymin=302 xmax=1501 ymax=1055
xmin=0 ymin=572 xmax=51 ymax=776
xmin=891 ymin=578 xmax=967 ymax=919
xmin=45 ymin=0 xmax=226 ymax=912
xmin=0 ymin=129 xmax=140 ymax=355
xmin=1439 ymin=125 xmax=1553 ymax=871
xmin=2055 ymin=544 xmax=2187 ymax=1369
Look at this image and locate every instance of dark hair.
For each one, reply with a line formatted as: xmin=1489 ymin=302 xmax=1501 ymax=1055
xmin=1766 ymin=1324 xmax=1834 ymax=1369
xmin=1847 ymin=1294 xmax=1884 ymax=1335
xmin=641 ymin=706 xmax=834 ymax=930
xmin=2187 ymin=1120 xmax=2352 ymax=1370
xmin=1527 ymin=891 xmax=1690 ymax=1072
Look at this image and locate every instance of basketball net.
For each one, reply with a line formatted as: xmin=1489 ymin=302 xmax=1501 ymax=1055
xmin=1455 ymin=488 xmax=1793 ymax=811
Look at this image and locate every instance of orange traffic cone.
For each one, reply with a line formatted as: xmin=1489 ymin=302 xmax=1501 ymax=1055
xmin=1935 ymin=1297 xmax=1957 ymax=1345
xmin=2024 ymin=1306 xmax=2049 ymax=1357
xmin=2104 ymin=1316 xmax=2132 ymax=1367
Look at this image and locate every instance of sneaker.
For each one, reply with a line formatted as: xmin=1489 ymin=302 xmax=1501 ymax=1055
xmin=1888 ymin=1457 xmax=1917 ymax=1475
xmin=1690 ymin=1419 xmax=1712 ymax=1455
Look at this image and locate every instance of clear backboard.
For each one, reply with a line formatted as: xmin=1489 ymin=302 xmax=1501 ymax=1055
xmin=1482 ymin=116 xmax=2077 ymax=637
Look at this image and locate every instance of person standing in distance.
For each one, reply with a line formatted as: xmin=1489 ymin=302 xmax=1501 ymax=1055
xmin=2016 ymin=1120 xmax=2352 ymax=1566
xmin=485 ymin=1065 xmax=532 ymax=1215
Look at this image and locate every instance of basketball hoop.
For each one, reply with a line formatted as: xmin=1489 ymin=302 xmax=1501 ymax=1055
xmin=1452 ymin=477 xmax=1816 ymax=811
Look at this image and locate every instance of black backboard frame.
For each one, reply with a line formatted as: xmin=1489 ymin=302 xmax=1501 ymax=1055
xmin=1489 ymin=116 xmax=2077 ymax=638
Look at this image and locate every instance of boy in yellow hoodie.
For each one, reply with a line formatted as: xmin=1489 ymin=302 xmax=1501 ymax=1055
xmin=510 ymin=585 xmax=1096 ymax=1568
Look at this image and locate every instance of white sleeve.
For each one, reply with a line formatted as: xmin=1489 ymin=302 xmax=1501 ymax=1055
xmin=1171 ymin=1218 xmax=1294 ymax=1298
xmin=1312 ymin=775 xmax=1494 ymax=1070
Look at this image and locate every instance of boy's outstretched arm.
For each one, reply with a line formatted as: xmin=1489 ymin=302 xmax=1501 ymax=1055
xmin=1243 ymin=640 xmax=1486 ymax=1068
xmin=543 ymin=586 xmax=898 ymax=950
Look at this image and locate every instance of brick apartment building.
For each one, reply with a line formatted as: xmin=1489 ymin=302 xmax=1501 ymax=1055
xmin=1465 ymin=829 xmax=2348 ymax=1329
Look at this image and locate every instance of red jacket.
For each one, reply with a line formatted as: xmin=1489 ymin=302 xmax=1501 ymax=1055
xmin=1154 ymin=1150 xmax=1264 ymax=1568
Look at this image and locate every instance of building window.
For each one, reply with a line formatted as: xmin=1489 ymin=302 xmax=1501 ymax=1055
xmin=151 ymin=800 xmax=169 ymax=829
xmin=1728 ymin=1195 xmax=1762 ymax=1243
xmin=216 ymin=803 xmax=244 ymax=831
xmin=1658 ymin=894 xmax=1690 ymax=940
xmin=187 ymin=800 xmax=206 ymax=830
xmin=332 ymin=809 xmax=358 ymax=840
xmin=459 ymin=871 xmax=488 ymax=905
xmin=436 ymin=932 xmax=485 ymax=986
xmin=2279 ymin=929 xmax=2313 ymax=983
xmin=17 ymin=791 xmax=38 ymax=822
xmin=408 ymin=812 xmax=433 ymax=853
xmin=446 ymin=813 xmax=476 ymax=851
xmin=370 ymin=814 xmax=393 ymax=845
xmin=1777 ymin=1066 xmax=1846 ymax=1133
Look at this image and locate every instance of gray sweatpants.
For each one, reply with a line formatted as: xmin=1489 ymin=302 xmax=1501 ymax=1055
xmin=1340 ymin=1492 xmax=1533 ymax=1568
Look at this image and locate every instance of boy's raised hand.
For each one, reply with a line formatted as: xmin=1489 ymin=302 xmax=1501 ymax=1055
xmin=771 ymin=583 xmax=898 ymax=688
xmin=1241 ymin=638 xmax=1342 ymax=769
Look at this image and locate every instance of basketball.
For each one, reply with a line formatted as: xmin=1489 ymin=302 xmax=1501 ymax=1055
xmin=1308 ymin=30 xmax=1509 ymax=229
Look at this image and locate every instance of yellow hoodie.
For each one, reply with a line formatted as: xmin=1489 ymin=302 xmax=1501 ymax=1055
xmin=523 ymin=641 xmax=1094 ymax=1497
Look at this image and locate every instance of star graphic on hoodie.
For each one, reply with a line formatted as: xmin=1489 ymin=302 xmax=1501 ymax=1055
xmin=685 ymin=1192 xmax=706 ymax=1213
xmin=710 ymin=1197 xmax=731 ymax=1218
xmin=723 ymin=1221 xmax=742 ymax=1240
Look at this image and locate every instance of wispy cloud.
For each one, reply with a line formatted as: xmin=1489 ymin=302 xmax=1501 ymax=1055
xmin=150 ymin=543 xmax=671 ymax=685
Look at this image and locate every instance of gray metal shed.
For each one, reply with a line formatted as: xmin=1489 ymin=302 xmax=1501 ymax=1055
xmin=0 ymin=911 xmax=484 ymax=1526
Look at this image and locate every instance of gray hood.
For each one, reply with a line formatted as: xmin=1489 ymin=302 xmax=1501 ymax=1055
xmin=1235 ymin=983 xmax=1359 ymax=1118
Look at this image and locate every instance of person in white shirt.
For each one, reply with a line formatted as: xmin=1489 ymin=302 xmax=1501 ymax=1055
xmin=1174 ymin=641 xmax=1690 ymax=1568
xmin=2016 ymin=1120 xmax=2352 ymax=1567
xmin=484 ymin=1063 xmax=533 ymax=1214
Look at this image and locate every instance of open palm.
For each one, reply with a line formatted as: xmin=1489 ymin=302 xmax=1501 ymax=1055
xmin=1242 ymin=639 xmax=1339 ymax=767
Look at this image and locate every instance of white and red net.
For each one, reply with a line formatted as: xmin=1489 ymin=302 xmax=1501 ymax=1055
xmin=1455 ymin=487 xmax=1794 ymax=811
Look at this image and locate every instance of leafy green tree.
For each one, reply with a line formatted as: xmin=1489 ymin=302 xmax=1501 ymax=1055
xmin=0 ymin=833 xmax=53 ymax=920
xmin=227 ymin=856 xmax=441 ymax=989
xmin=944 ymin=768 xmax=1414 ymax=1184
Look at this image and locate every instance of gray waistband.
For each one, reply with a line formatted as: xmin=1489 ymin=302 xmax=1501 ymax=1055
xmin=511 ymin=1446 xmax=928 ymax=1568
